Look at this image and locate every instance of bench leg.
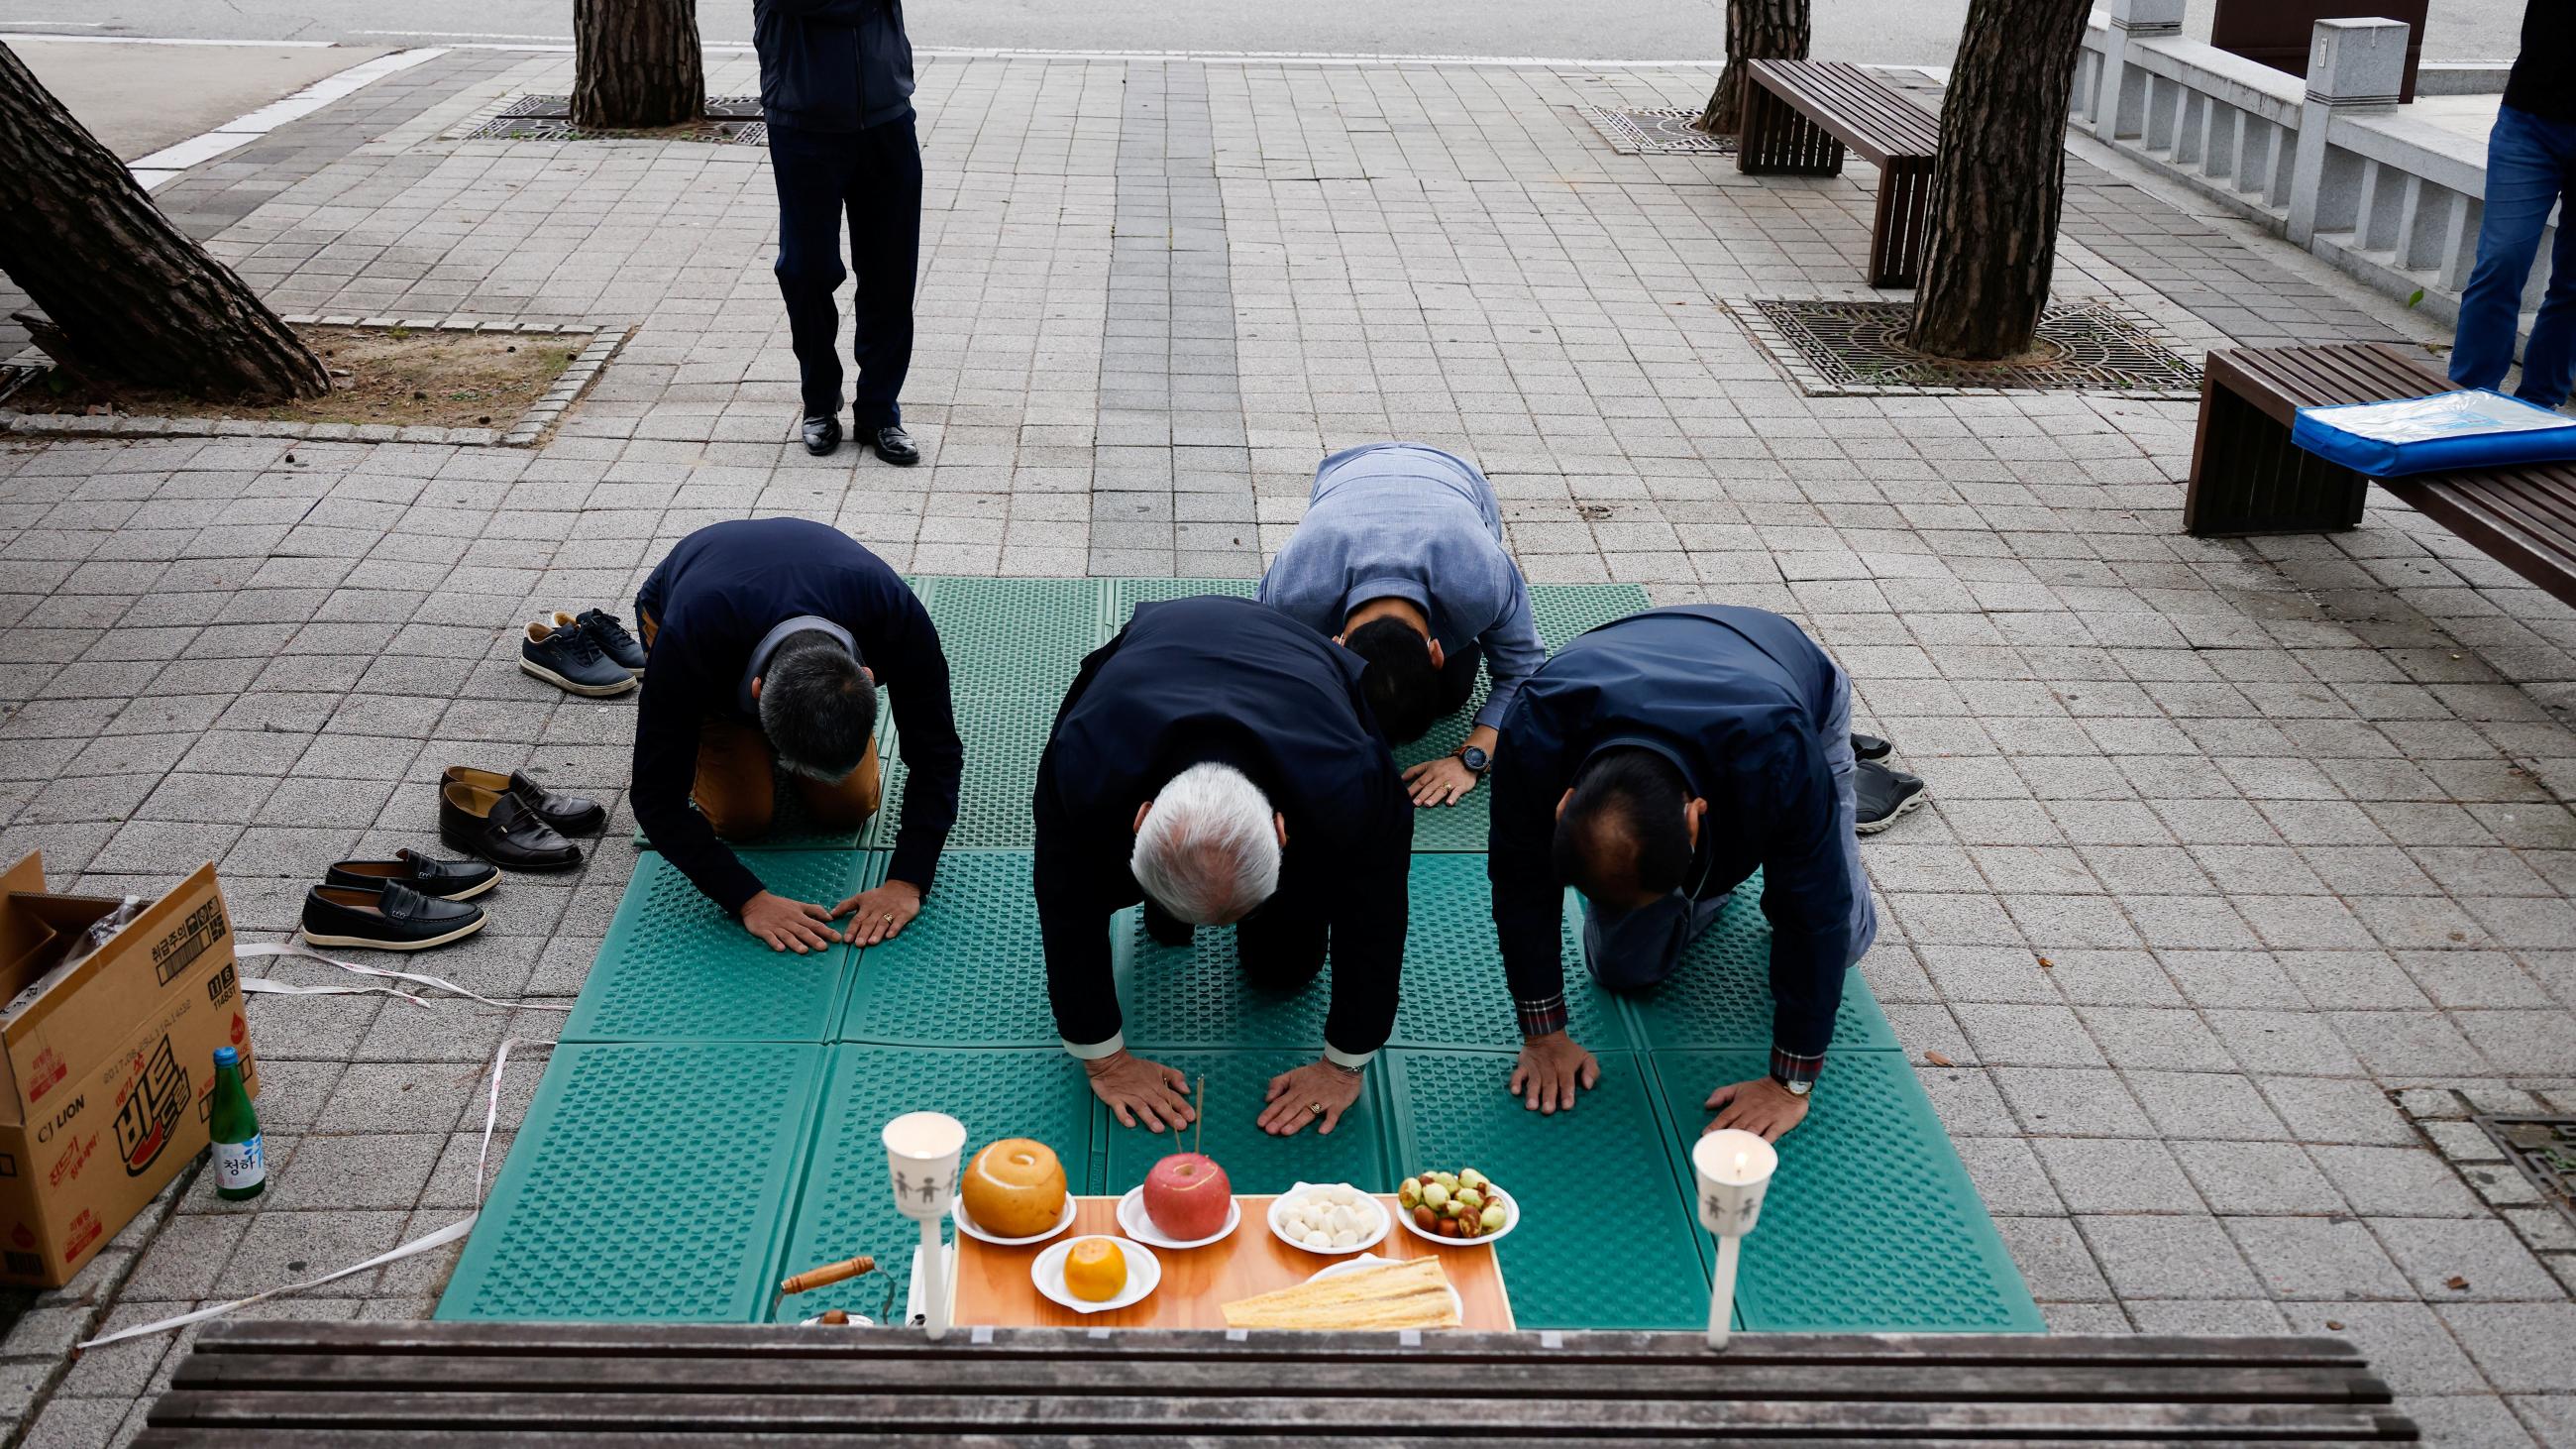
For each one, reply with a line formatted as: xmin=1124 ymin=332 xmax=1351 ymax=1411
xmin=1870 ymin=161 xmax=1929 ymax=289
xmin=1737 ymin=85 xmax=1845 ymax=177
xmin=2183 ymin=374 xmax=2370 ymax=536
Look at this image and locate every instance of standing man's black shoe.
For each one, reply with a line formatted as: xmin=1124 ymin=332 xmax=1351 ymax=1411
xmin=440 ymin=781 xmax=584 ymax=870
xmin=803 ymin=415 xmax=842 ymax=456
xmin=871 ymin=425 xmax=919 ymax=466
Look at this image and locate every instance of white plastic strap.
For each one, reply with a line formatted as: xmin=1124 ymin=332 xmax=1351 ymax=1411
xmin=76 ymin=1036 xmax=551 ymax=1351
xmin=236 ymin=941 xmax=572 ymax=1013
xmin=241 ymin=977 xmax=431 ymax=1008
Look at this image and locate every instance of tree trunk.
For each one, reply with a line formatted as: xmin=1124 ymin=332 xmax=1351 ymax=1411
xmin=0 ymin=42 xmax=327 ymax=399
xmin=1906 ymin=0 xmax=2094 ymax=360
xmin=1695 ymin=0 xmax=1811 ymax=137
xmin=573 ymin=0 xmax=703 ymax=130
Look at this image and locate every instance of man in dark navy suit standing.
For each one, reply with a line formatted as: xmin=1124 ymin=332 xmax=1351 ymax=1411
xmin=752 ymin=0 xmax=925 ymax=465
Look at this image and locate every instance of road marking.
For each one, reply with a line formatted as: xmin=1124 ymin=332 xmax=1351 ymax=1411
xmin=350 ymin=30 xmax=1726 ymax=66
xmin=0 ymin=31 xmax=337 ymax=47
xmin=127 ymin=47 xmax=450 ymax=189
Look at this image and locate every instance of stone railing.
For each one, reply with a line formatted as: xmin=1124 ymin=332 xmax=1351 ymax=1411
xmin=2071 ymin=0 xmax=2545 ymax=332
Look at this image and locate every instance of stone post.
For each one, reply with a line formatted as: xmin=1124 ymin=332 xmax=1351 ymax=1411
xmin=2286 ymin=18 xmax=2409 ymax=247
xmin=2092 ymin=0 xmax=2183 ymax=143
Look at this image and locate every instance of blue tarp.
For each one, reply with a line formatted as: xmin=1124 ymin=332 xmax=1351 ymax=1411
xmin=2292 ymin=390 xmax=2576 ymax=478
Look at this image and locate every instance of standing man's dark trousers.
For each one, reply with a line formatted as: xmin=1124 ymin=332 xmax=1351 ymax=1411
xmin=770 ymin=116 xmax=921 ymax=429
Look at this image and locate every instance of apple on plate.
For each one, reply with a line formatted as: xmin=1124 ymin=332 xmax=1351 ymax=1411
xmin=1142 ymin=1152 xmax=1231 ymax=1241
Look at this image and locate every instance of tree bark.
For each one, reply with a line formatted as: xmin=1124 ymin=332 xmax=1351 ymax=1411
xmin=0 ymin=42 xmax=327 ymax=399
xmin=1694 ymin=0 xmax=1811 ymax=137
xmin=1906 ymin=0 xmax=2095 ymax=360
xmin=573 ymin=0 xmax=704 ymax=130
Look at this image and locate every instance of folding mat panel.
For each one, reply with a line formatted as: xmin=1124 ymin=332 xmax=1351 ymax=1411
xmin=919 ymin=576 xmax=1108 ymax=697
xmin=438 ymin=1041 xmax=823 ymax=1322
xmin=1383 ymin=1049 xmax=1713 ymax=1331
xmin=1106 ymin=576 xmax=1257 ymax=628
xmin=1389 ymin=858 xmax=1628 ymax=1052
xmin=872 ymin=687 xmax=1060 ymax=849
xmin=836 ymin=850 xmax=1062 ymax=1049
xmin=772 ymin=1045 xmax=1100 ymax=1324
xmin=1096 ymin=1048 xmax=1394 ymax=1198
xmin=1117 ymin=913 xmax=1331 ymax=1053
xmin=1647 ymin=1049 xmax=2043 ymax=1333
xmin=565 ymin=850 xmax=864 ymax=1044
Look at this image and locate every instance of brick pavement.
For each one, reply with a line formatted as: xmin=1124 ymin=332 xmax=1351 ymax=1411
xmin=0 ymin=50 xmax=2572 ymax=1449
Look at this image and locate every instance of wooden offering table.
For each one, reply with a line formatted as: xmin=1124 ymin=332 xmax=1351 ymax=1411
xmin=952 ymin=1193 xmax=1515 ymax=1330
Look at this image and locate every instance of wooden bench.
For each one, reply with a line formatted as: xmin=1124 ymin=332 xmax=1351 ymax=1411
xmin=2187 ymin=342 xmax=2576 ymax=608
xmin=136 ymin=1320 xmax=2418 ymax=1443
xmin=1737 ymin=58 xmax=1942 ymax=289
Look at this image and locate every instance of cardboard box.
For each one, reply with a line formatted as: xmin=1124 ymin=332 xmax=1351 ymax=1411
xmin=0 ymin=852 xmax=255 ymax=1287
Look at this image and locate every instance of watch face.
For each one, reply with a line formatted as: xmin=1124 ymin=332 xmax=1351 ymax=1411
xmin=1782 ymin=1078 xmax=1811 ymax=1096
xmin=1459 ymin=746 xmax=1489 ymax=772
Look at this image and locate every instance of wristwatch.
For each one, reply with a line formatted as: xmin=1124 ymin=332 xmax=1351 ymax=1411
xmin=1454 ymin=745 xmax=1490 ymax=774
xmin=1775 ymin=1077 xmax=1812 ymax=1097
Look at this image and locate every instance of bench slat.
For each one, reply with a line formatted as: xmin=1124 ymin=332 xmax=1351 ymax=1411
xmin=1746 ymin=59 xmax=1941 ymax=159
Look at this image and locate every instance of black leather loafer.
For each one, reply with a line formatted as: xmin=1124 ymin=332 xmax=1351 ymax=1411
xmin=1853 ymin=732 xmax=1893 ymax=763
xmin=324 ymin=848 xmax=499 ymax=902
xmin=300 ymin=881 xmax=486 ymax=951
xmin=442 ymin=765 xmax=607 ymax=836
xmin=440 ymin=780 xmax=584 ymax=870
xmin=803 ymin=415 xmax=842 ymax=455
xmin=870 ymin=425 xmax=919 ymax=466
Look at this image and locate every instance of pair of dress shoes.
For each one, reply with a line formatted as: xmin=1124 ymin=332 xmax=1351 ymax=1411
xmin=438 ymin=766 xmax=602 ymax=871
xmin=801 ymin=416 xmax=919 ymax=465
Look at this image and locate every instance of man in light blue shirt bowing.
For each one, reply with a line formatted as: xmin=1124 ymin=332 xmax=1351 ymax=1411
xmin=1258 ymin=442 xmax=1548 ymax=808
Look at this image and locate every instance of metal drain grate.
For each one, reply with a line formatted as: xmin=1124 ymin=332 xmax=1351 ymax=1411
xmin=467 ymin=94 xmax=767 ymax=145
xmin=1573 ymin=105 xmax=1737 ymax=156
xmin=2479 ymin=1115 xmax=2576 ymax=1224
xmin=1732 ymin=298 xmax=2203 ymax=398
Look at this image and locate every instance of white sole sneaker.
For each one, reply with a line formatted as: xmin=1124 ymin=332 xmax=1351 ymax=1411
xmin=300 ymin=916 xmax=486 ymax=952
xmin=521 ymin=657 xmax=637 ymax=698
xmin=1855 ymin=785 xmax=1929 ymax=836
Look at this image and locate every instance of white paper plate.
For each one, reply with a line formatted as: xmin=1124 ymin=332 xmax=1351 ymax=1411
xmin=1395 ymin=1182 xmax=1520 ymax=1247
xmin=951 ymin=1192 xmax=1076 ymax=1247
xmin=1116 ymin=1185 xmax=1240 ymax=1250
xmin=1265 ymin=1181 xmax=1391 ymax=1256
xmin=1309 ymin=1253 xmax=1465 ymax=1318
xmin=1030 ymin=1234 xmax=1162 ymax=1315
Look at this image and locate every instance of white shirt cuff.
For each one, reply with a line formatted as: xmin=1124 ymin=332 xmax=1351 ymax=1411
xmin=1063 ymin=1031 xmax=1126 ymax=1061
xmin=1323 ymin=1042 xmax=1376 ymax=1070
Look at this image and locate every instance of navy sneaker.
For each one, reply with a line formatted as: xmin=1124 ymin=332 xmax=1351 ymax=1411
xmin=555 ymin=609 xmax=646 ymax=676
xmin=520 ymin=617 xmax=636 ymax=698
xmin=1854 ymin=761 xmax=1927 ymax=835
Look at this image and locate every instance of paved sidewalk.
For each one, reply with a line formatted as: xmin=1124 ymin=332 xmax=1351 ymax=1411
xmin=0 ymin=48 xmax=2571 ymax=1449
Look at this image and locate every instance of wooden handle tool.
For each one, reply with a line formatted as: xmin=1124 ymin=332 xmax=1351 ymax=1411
xmin=779 ymin=1254 xmax=876 ymax=1297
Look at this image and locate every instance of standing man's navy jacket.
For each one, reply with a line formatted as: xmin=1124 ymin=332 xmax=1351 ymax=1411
xmin=753 ymin=0 xmax=915 ymax=131
xmin=1033 ymin=597 xmax=1413 ymax=1061
xmin=1488 ymin=606 xmax=1853 ymax=1061
xmin=633 ymin=519 xmax=960 ymax=912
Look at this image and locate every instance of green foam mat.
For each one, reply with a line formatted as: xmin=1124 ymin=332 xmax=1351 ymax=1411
xmin=567 ymin=850 xmax=862 ymax=1044
xmin=838 ymin=851 xmax=1062 ymax=1048
xmin=872 ymin=687 xmax=1057 ymax=849
xmin=1107 ymin=576 xmax=1257 ymax=628
xmin=1621 ymin=880 xmax=1899 ymax=1053
xmin=438 ymin=1042 xmax=822 ymax=1322
xmin=1098 ymin=1049 xmax=1392 ymax=1197
xmin=1117 ymin=910 xmax=1330 ymax=1052
xmin=1529 ymin=582 xmax=1651 ymax=647
xmin=1391 ymin=859 xmax=1626 ymax=1051
xmin=1384 ymin=1049 xmax=1712 ymax=1330
xmin=920 ymin=576 xmax=1107 ymax=696
xmin=1648 ymin=1049 xmax=2042 ymax=1333
xmin=773 ymin=1046 xmax=1099 ymax=1324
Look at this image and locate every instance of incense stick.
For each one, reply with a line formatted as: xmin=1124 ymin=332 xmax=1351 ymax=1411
xmin=1193 ymin=1074 xmax=1205 ymax=1158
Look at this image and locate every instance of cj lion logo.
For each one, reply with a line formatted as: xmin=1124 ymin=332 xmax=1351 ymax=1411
xmin=112 ymin=1038 xmax=189 ymax=1178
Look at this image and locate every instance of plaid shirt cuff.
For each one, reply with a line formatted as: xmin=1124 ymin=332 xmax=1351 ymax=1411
xmin=1770 ymin=1046 xmax=1826 ymax=1086
xmin=1515 ymin=994 xmax=1568 ymax=1040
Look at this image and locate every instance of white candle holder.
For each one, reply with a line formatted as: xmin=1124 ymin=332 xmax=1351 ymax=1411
xmin=1692 ymin=1128 xmax=1778 ymax=1350
xmin=882 ymin=1111 xmax=966 ymax=1341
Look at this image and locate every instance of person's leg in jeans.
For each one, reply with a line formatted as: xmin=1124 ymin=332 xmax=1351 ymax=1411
xmin=1820 ymin=665 xmax=1880 ymax=964
xmin=2450 ymin=106 xmax=2576 ymax=405
xmin=843 ymin=113 xmax=923 ymax=432
xmin=769 ymin=125 xmax=856 ymax=423
xmin=2515 ymin=148 xmax=2576 ymax=409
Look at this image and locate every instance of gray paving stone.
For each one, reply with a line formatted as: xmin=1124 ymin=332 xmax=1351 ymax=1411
xmin=2225 ymin=1217 xmax=2416 ymax=1302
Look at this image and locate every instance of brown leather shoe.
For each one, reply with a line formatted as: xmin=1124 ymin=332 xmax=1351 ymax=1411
xmin=441 ymin=766 xmax=606 ymax=836
xmin=439 ymin=780 xmax=582 ymax=871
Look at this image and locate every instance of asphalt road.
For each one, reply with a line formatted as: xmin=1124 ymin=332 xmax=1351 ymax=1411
xmin=0 ymin=0 xmax=2530 ymax=64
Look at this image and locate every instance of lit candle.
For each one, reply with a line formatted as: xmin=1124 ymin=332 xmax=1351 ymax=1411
xmin=1690 ymin=1129 xmax=1778 ymax=1350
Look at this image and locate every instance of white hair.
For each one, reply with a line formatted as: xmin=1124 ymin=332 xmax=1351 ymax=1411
xmin=1131 ymin=763 xmax=1280 ymax=926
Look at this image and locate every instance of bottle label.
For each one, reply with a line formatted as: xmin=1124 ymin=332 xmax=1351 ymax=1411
xmin=215 ymin=1135 xmax=265 ymax=1190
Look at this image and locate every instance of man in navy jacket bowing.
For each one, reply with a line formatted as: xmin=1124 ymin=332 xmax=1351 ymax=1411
xmin=1033 ymin=596 xmax=1412 ymax=1138
xmin=1488 ymin=606 xmax=1922 ymax=1141
xmin=632 ymin=518 xmax=961 ymax=951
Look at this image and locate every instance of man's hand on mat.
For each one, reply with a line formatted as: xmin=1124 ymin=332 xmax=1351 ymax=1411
xmin=1704 ymin=1076 xmax=1810 ymax=1142
xmin=741 ymin=889 xmax=840 ymax=953
xmin=1085 ymin=1050 xmax=1198 ymax=1132
xmin=1402 ymin=754 xmax=1479 ymax=807
xmin=1258 ymin=1059 xmax=1364 ymax=1137
xmin=833 ymin=879 xmax=921 ymax=946
xmin=1509 ymin=1031 xmax=1600 ymax=1114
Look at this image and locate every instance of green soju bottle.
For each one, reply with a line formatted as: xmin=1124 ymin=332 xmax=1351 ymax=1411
xmin=209 ymin=1047 xmax=265 ymax=1201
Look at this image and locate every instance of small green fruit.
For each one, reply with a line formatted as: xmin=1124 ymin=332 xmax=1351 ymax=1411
xmin=1480 ymin=1204 xmax=1507 ymax=1231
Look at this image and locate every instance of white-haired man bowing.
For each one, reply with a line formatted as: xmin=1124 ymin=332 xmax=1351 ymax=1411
xmin=1033 ymin=595 xmax=1413 ymax=1137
